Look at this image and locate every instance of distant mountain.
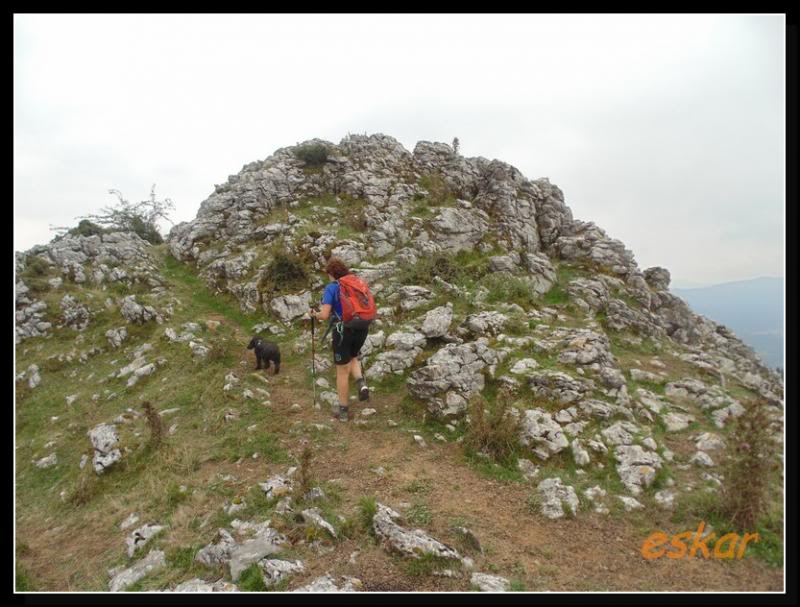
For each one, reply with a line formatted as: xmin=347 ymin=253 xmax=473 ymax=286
xmin=672 ymin=277 xmax=783 ymax=370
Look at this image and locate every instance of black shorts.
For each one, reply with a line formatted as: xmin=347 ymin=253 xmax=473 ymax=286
xmin=332 ymin=325 xmax=369 ymax=365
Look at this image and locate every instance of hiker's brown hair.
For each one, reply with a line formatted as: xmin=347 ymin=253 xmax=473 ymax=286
xmin=325 ymin=257 xmax=350 ymax=280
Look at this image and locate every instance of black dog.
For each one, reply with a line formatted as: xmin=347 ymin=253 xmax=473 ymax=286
xmin=247 ymin=336 xmax=281 ymax=374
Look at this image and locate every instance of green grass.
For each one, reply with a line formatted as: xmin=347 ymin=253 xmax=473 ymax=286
xmin=400 ymin=553 xmax=460 ymax=577
xmin=463 ymin=449 xmax=525 ymax=483
xmin=406 ymin=502 xmax=433 ymax=527
xmin=358 ymin=496 xmax=378 ymax=536
xmin=542 ymin=284 xmax=570 ymax=306
xmin=670 ymin=490 xmax=783 ymax=567
xmin=238 ymin=563 xmax=268 ymax=591
xmin=162 ymin=254 xmax=256 ymax=331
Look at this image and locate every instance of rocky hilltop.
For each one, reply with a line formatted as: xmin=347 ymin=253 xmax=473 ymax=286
xmin=167 ymin=133 xmax=782 ymax=404
xmin=14 ymin=134 xmax=784 ymax=592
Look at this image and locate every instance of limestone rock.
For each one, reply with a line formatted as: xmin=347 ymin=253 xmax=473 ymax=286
xmin=471 ymin=572 xmax=510 ymax=592
xmin=372 ymin=503 xmax=461 ymax=560
xmin=109 ymin=549 xmax=166 ymax=592
xmin=537 ymin=477 xmax=579 ymax=519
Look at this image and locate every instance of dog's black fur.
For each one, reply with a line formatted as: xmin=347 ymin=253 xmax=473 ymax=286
xmin=247 ymin=336 xmax=281 ymax=374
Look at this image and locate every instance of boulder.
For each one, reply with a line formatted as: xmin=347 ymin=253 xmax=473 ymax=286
xmin=372 ymin=503 xmax=461 ymax=560
xmin=536 ymin=477 xmax=579 ymax=519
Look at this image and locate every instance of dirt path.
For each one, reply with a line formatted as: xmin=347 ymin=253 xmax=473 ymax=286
xmin=15 ymin=287 xmax=783 ymax=592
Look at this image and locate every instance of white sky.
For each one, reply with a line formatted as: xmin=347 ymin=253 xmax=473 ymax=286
xmin=13 ymin=13 xmax=785 ymax=286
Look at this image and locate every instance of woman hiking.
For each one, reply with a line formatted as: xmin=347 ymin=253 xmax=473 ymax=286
xmin=309 ymin=257 xmax=375 ymax=422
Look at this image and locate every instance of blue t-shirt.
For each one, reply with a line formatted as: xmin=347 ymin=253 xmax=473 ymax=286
xmin=321 ymin=282 xmax=342 ymax=319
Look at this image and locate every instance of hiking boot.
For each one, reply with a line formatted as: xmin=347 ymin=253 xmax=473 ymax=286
xmin=356 ymin=378 xmax=370 ymax=402
xmin=338 ymin=405 xmax=349 ymax=422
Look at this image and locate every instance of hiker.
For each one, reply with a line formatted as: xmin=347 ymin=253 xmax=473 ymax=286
xmin=309 ymin=257 xmax=375 ymax=422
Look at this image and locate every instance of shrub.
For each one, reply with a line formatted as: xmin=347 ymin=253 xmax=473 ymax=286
xmin=419 ymin=172 xmax=455 ymax=205
xmin=718 ymin=397 xmax=781 ymax=530
xmin=294 ymin=144 xmax=329 ymax=167
xmin=143 ymin=401 xmax=164 ymax=448
xmin=483 ymin=274 xmax=537 ymax=306
xmin=23 ymin=255 xmax=50 ymax=276
xmin=462 ymin=390 xmax=522 ymax=464
xmin=69 ymin=219 xmax=106 ymax=238
xmin=358 ymin=496 xmax=378 ymax=534
xmin=258 ymin=252 xmax=309 ymax=296
xmin=298 ymin=442 xmax=314 ymax=498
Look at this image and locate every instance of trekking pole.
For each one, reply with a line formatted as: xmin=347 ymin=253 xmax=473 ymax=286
xmin=310 ymin=307 xmax=317 ymax=408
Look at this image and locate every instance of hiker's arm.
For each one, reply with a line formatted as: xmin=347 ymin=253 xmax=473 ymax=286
xmin=312 ymin=304 xmax=332 ymax=321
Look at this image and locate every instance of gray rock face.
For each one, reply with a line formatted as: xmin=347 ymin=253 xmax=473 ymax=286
xmin=15 ymin=295 xmax=52 ymax=343
xmin=34 ymin=453 xmax=58 ymax=469
xmin=520 ymin=252 xmax=558 ymax=294
xmin=385 ymin=330 xmax=427 ymax=351
xmin=397 ymin=285 xmax=435 ymax=311
xmin=559 ymin=331 xmax=616 ymax=368
xmin=428 ymin=206 xmax=489 ymax=252
xmin=26 ymin=364 xmax=41 ymax=389
xmin=527 ymin=371 xmax=593 ymax=404
xmin=109 ymin=549 xmax=166 ymax=592
xmin=566 ymin=278 xmax=609 ymax=312
xmin=293 ymin=574 xmax=362 ymax=592
xmin=228 ymin=527 xmax=288 ymax=581
xmin=120 ymin=295 xmax=161 ymax=324
xmin=643 ymin=266 xmax=671 ymax=290
xmin=196 ymin=529 xmax=237 ymax=567
xmin=60 ymin=294 xmax=92 ymax=331
xmin=517 ymin=408 xmax=569 ymax=460
xmin=407 ymin=338 xmax=503 ymax=418
xmin=461 ymin=311 xmax=508 ymax=337
xmin=300 ymin=508 xmax=337 ymax=538
xmin=372 ymin=503 xmax=461 ymax=560
xmin=420 ymin=303 xmax=453 ymax=338
xmin=471 ymin=572 xmax=511 ymax=592
xmin=604 ymin=299 xmax=664 ymax=337
xmin=88 ymin=423 xmax=121 ymax=474
xmin=258 ymin=472 xmax=295 ymax=499
xmin=270 ymin=292 xmax=311 ymax=324
xmin=173 ymin=578 xmax=238 ymax=592
xmin=105 ymin=327 xmax=128 ymax=348
xmin=537 ymin=477 xmax=579 ymax=519
xmin=126 ymin=524 xmax=167 ymax=557
xmin=260 ymin=559 xmax=305 ymax=587
xmin=614 ymin=445 xmax=663 ymax=494
xmin=553 ymin=220 xmax=637 ymax=276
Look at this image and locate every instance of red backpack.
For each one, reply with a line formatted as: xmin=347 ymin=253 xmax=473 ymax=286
xmin=337 ymin=274 xmax=376 ymax=328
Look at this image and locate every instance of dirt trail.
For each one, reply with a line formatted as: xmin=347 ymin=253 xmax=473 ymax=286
xmin=16 ymin=300 xmax=783 ymax=592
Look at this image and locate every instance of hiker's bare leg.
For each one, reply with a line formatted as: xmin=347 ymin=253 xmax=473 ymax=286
xmin=336 ymin=363 xmax=350 ymax=404
xmin=349 ymin=357 xmax=363 ymax=381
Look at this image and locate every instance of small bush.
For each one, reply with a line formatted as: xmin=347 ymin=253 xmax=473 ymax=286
xmin=462 ymin=390 xmax=522 ymax=464
xmin=294 ymin=144 xmax=329 ymax=167
xmin=298 ymin=442 xmax=314 ymax=498
xmin=143 ymin=401 xmax=164 ymax=448
xmin=718 ymin=398 xmax=781 ymax=530
xmin=542 ymin=284 xmax=570 ymax=306
xmin=258 ymin=252 xmax=309 ymax=296
xmin=419 ymin=172 xmax=455 ymax=205
xmin=482 ymin=274 xmax=537 ymax=307
xmin=24 ymin=255 xmax=50 ymax=276
xmin=69 ymin=219 xmax=106 ymax=238
xmin=358 ymin=496 xmax=378 ymax=534
xmin=238 ymin=563 xmax=267 ymax=591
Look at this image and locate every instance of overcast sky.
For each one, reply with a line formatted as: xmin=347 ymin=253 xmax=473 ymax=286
xmin=14 ymin=14 xmax=785 ymax=287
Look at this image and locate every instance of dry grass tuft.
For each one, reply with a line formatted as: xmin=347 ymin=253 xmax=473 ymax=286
xmin=143 ymin=401 xmax=163 ymax=448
